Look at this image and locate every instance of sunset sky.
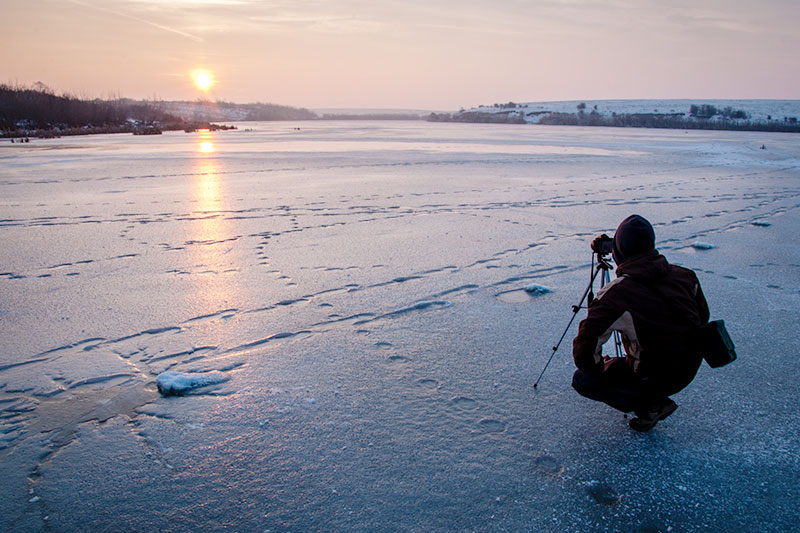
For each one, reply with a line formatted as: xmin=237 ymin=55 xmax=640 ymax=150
xmin=4 ymin=0 xmax=799 ymax=110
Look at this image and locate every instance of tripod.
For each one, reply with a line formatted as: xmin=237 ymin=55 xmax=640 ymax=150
xmin=533 ymin=252 xmax=623 ymax=389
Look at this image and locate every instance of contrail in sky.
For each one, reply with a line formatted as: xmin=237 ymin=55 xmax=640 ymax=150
xmin=68 ymin=0 xmax=204 ymax=42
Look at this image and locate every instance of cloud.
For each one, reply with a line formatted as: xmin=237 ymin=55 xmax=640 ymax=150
xmin=124 ymin=0 xmax=252 ymax=5
xmin=111 ymin=0 xmax=387 ymax=35
xmin=420 ymin=22 xmax=524 ymax=36
xmin=68 ymin=0 xmax=204 ymax=41
xmin=667 ymin=8 xmax=762 ymax=34
xmin=247 ymin=13 xmax=384 ymax=34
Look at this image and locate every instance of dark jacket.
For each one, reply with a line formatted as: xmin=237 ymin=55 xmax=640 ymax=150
xmin=573 ymin=250 xmax=710 ymax=393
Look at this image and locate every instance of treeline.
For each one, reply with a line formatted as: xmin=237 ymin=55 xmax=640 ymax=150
xmin=689 ymin=104 xmax=748 ymax=120
xmin=243 ymin=102 xmax=317 ymax=121
xmin=148 ymin=100 xmax=317 ymax=122
xmin=0 ymin=84 xmax=308 ymax=138
xmin=320 ymin=113 xmax=423 ymax=120
xmin=537 ymin=111 xmax=800 ymax=132
xmin=0 ymin=83 xmax=186 ymax=135
xmin=428 ymin=111 xmax=525 ymax=124
xmin=429 ymin=106 xmax=800 ymax=133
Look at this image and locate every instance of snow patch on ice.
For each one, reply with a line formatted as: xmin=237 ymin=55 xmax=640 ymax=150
xmin=524 ymin=283 xmax=553 ymax=295
xmin=691 ymin=242 xmax=716 ymax=250
xmin=156 ymin=371 xmax=229 ymax=396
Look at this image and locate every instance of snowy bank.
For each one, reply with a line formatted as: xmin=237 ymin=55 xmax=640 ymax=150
xmin=429 ymin=99 xmax=800 ymax=132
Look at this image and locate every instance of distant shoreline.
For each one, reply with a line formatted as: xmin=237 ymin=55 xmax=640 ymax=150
xmin=2 ymin=122 xmax=237 ymax=141
xmin=428 ymin=99 xmax=800 ymax=133
xmin=4 ymin=83 xmax=799 ymax=138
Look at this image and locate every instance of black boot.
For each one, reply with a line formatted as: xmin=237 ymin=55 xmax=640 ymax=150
xmin=629 ymin=398 xmax=678 ymax=432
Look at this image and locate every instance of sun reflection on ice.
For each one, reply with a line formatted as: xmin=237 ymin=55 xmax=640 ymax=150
xmin=195 ymin=144 xmax=221 ymax=215
xmin=189 ymin=139 xmax=239 ymax=313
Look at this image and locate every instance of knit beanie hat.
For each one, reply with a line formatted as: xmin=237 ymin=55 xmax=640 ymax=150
xmin=612 ymin=215 xmax=655 ymax=264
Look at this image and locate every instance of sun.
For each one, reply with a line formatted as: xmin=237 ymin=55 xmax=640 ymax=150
xmin=191 ymin=69 xmax=214 ymax=92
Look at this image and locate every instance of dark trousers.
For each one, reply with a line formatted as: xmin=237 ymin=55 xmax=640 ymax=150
xmin=572 ymin=358 xmax=656 ymax=414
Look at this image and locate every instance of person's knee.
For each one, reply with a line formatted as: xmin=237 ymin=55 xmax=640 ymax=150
xmin=572 ymin=369 xmax=592 ymax=395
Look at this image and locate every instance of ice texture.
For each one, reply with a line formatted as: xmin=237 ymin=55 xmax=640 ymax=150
xmin=1 ymin=122 xmax=799 ymax=532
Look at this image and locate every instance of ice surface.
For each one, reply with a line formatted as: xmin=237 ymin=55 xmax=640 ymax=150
xmin=1 ymin=122 xmax=799 ymax=531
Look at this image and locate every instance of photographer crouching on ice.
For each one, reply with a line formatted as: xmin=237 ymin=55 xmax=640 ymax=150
xmin=572 ymin=215 xmax=709 ymax=431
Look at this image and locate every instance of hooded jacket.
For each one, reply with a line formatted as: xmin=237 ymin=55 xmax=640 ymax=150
xmin=572 ymin=248 xmax=710 ymax=393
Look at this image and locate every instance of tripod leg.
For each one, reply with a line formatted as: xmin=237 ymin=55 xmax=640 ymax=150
xmin=533 ymin=262 xmax=605 ymax=388
xmin=600 ymin=267 xmax=624 ymax=358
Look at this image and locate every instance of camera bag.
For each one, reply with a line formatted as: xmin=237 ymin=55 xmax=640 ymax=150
xmin=697 ymin=320 xmax=737 ymax=368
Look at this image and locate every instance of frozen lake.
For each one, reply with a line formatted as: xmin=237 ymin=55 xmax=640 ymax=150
xmin=1 ymin=122 xmax=799 ymax=531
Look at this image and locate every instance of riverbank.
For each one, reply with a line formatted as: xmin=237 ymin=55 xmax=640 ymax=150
xmin=429 ymin=99 xmax=800 ymax=133
xmin=2 ymin=122 xmax=237 ymax=140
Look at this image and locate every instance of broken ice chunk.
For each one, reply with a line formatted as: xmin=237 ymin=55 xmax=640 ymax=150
xmin=156 ymin=371 xmax=228 ymax=396
xmin=524 ymin=284 xmax=553 ymax=295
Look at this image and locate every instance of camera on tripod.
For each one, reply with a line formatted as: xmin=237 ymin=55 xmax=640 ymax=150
xmin=591 ymin=234 xmax=613 ymax=255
